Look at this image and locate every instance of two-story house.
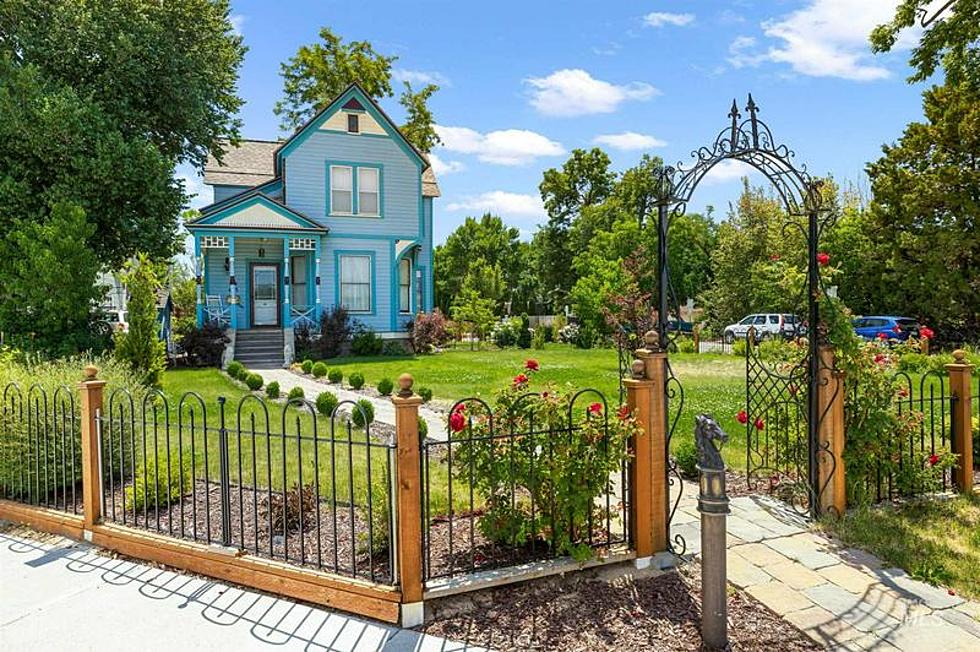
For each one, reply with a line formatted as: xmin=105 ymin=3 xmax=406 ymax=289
xmin=187 ymin=83 xmax=438 ymax=366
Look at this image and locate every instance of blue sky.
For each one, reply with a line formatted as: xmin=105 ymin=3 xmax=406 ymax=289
xmin=178 ymin=0 xmax=930 ymax=244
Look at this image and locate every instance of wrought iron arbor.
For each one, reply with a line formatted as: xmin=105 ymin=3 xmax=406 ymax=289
xmin=650 ymin=95 xmax=838 ymax=520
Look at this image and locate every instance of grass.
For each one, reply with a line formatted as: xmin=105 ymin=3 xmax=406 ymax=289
xmin=819 ymin=494 xmax=980 ymax=601
xmin=303 ymin=343 xmax=749 ymax=469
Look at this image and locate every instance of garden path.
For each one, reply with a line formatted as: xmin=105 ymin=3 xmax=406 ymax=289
xmin=258 ymin=368 xmax=447 ymax=439
xmin=0 ymin=526 xmax=485 ymax=652
xmin=672 ymin=483 xmax=980 ymax=651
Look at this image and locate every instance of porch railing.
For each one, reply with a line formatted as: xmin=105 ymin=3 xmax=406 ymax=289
xmin=290 ymin=305 xmax=318 ymax=332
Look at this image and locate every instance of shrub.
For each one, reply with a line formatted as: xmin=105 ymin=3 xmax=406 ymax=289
xmin=540 ymin=324 xmax=554 ymax=343
xmin=351 ymin=327 xmax=383 ymax=356
xmin=356 ymin=480 xmax=390 ymax=556
xmin=674 ymin=440 xmax=698 ymax=479
xmin=226 ymin=361 xmax=245 ymax=380
xmin=417 ymin=415 xmax=429 ymax=439
xmin=125 ymin=455 xmax=191 ymax=513
xmin=327 ymin=368 xmax=343 ymax=384
xmin=492 ymin=317 xmax=522 ymax=348
xmin=352 ymin=398 xmax=374 ymax=427
xmin=177 ymin=322 xmax=229 ymax=367
xmin=245 ymin=372 xmax=263 ymax=391
xmin=552 ymin=313 xmax=567 ymax=339
xmin=382 ymin=340 xmax=406 ymax=356
xmin=557 ymin=322 xmax=578 ymax=344
xmin=377 ymin=377 xmax=394 ymax=396
xmin=417 ymin=385 xmax=433 ymax=403
xmin=297 ymin=306 xmax=352 ymax=359
xmin=676 ymin=336 xmax=695 ymax=354
xmin=732 ymin=338 xmax=748 ymax=357
xmin=311 ymin=361 xmax=328 ymax=378
xmin=301 ymin=359 xmax=314 ymax=374
xmin=259 ymin=482 xmax=317 ymax=534
xmin=113 ymin=254 xmax=167 ymax=386
xmin=315 ymin=391 xmax=339 ymax=417
xmin=410 ymin=310 xmax=449 ymax=353
xmin=287 ymin=386 xmax=305 ymax=401
xmin=349 ymin=372 xmax=365 ymax=390
xmin=265 ymin=381 xmax=280 ymax=399
xmin=517 ymin=314 xmax=532 ymax=349
xmin=531 ymin=328 xmax=546 ymax=350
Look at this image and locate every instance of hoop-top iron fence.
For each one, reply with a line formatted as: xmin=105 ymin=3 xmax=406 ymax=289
xmin=95 ymin=389 xmax=397 ymax=584
xmin=0 ymin=383 xmax=80 ymax=514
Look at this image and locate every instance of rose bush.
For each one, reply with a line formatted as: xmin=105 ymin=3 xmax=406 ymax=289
xmin=448 ymin=360 xmax=641 ymax=560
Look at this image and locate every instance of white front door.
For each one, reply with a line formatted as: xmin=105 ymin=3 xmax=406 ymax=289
xmin=252 ymin=265 xmax=279 ymax=326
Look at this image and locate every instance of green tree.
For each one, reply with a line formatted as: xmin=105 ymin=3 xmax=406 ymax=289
xmin=864 ymin=82 xmax=979 ymax=333
xmin=273 ymin=27 xmax=396 ymax=132
xmin=451 ymin=287 xmax=496 ymax=347
xmin=114 ymin=254 xmax=167 ymax=387
xmin=872 ymin=0 xmax=980 ymax=91
xmin=399 ymin=82 xmax=441 ymax=153
xmin=0 ymin=202 xmax=104 ymax=355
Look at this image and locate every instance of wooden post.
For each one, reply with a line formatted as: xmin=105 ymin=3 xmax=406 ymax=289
xmin=946 ymin=350 xmax=975 ymax=494
xmin=79 ymin=364 xmax=106 ymax=531
xmin=693 ymin=326 xmax=701 ymax=354
xmin=392 ymin=373 xmax=424 ymax=626
xmin=817 ymin=346 xmax=846 ymax=515
xmin=625 ymin=331 xmax=668 ymax=564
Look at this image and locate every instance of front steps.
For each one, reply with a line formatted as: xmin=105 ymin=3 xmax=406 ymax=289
xmin=234 ymin=329 xmax=284 ymax=368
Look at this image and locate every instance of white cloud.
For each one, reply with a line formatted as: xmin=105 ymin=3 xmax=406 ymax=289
xmin=730 ymin=0 xmax=915 ymax=81
xmin=643 ymin=12 xmax=695 ymax=28
xmin=592 ymin=42 xmax=622 ymax=56
xmin=447 ymin=191 xmax=546 ymax=219
xmin=392 ymin=69 xmax=451 ymax=87
xmin=177 ymin=170 xmax=213 ymax=210
xmin=435 ymin=125 xmax=564 ymax=165
xmin=525 ymin=69 xmax=658 ymax=117
xmin=428 ymin=152 xmax=465 ymax=176
xmin=593 ymin=131 xmax=667 ymax=151
xmin=700 ymin=159 xmax=757 ymax=185
xmin=229 ymin=14 xmax=246 ymax=36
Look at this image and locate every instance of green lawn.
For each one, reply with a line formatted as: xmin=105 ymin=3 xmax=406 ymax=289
xmin=819 ymin=494 xmax=980 ymax=601
xmin=299 ymin=344 xmax=749 ymax=469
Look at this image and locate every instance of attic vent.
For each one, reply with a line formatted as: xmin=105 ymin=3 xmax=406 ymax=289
xmin=342 ymin=97 xmax=365 ymax=111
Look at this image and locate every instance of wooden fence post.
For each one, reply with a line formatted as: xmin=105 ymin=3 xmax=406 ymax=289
xmin=946 ymin=350 xmax=975 ymax=494
xmin=79 ymin=364 xmax=106 ymax=533
xmin=392 ymin=373 xmax=425 ymax=626
xmin=625 ymin=331 xmax=668 ymax=566
xmin=817 ymin=346 xmax=846 ymax=516
xmin=693 ymin=326 xmax=701 ymax=354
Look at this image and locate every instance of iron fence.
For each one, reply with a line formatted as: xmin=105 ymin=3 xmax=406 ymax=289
xmin=95 ymin=389 xmax=397 ymax=584
xmin=420 ymin=390 xmax=631 ymax=582
xmin=0 ymin=383 xmax=80 ymax=514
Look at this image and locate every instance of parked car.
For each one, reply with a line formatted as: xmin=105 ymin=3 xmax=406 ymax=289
xmin=852 ymin=316 xmax=920 ymax=342
xmin=667 ymin=317 xmax=694 ymax=334
xmin=723 ymin=314 xmax=802 ymax=343
xmin=102 ymin=308 xmax=128 ymax=333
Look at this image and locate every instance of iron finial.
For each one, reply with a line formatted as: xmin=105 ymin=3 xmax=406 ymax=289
xmin=746 ymin=94 xmax=760 ymax=148
xmin=728 ymin=99 xmax=740 ymax=148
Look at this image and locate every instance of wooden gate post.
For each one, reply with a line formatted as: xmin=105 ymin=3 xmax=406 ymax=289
xmin=946 ymin=350 xmax=975 ymax=494
xmin=79 ymin=364 xmax=106 ymax=533
xmin=625 ymin=330 xmax=668 ymax=566
xmin=392 ymin=373 xmax=424 ymax=626
xmin=817 ymin=346 xmax=846 ymax=515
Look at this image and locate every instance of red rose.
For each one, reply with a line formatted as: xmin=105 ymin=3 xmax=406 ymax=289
xmin=449 ymin=410 xmax=466 ymax=433
xmin=816 ymin=252 xmax=830 ymax=266
xmin=877 ymin=332 xmax=888 ymax=340
xmin=617 ymin=405 xmax=631 ymax=420
xmin=513 ymin=373 xmax=529 ymax=387
xmin=897 ymin=387 xmax=909 ymax=398
xmin=588 ymin=402 xmax=603 ymax=415
xmin=525 ymin=359 xmax=540 ymax=371
xmin=754 ymin=418 xmax=765 ymax=431
xmin=874 ymin=353 xmax=886 ymax=365
xmin=736 ymin=410 xmax=748 ymax=424
xmin=770 ymin=254 xmax=781 ymax=261
xmin=920 ymin=327 xmax=934 ymax=340
xmin=928 ymin=454 xmax=939 ymax=467
xmin=453 ymin=403 xmax=466 ymax=414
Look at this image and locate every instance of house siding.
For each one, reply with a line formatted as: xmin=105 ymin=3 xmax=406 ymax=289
xmin=212 ymin=184 xmax=252 ymax=203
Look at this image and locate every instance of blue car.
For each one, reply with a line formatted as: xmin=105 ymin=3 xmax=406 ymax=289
xmin=852 ymin=316 xmax=920 ymax=342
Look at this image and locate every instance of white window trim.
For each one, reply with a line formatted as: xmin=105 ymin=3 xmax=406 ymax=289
xmin=399 ymin=258 xmax=412 ymax=314
xmin=357 ymin=167 xmax=381 ymax=217
xmin=330 ymin=165 xmax=354 ymax=216
xmin=339 ymin=254 xmax=372 ymax=313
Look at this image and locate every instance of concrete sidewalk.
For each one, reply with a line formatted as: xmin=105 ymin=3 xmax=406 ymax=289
xmin=0 ymin=526 xmax=486 ymax=652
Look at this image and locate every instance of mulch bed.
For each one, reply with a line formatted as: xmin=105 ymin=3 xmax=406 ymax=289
xmin=420 ymin=561 xmax=819 ymax=651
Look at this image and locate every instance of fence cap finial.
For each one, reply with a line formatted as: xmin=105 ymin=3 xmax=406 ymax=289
xmin=631 ymin=359 xmax=646 ymax=379
xmin=952 ymin=349 xmax=966 ymax=363
xmin=83 ymin=365 xmax=98 ymax=380
xmin=397 ymin=373 xmax=414 ymax=398
xmin=643 ymin=330 xmax=660 ymax=349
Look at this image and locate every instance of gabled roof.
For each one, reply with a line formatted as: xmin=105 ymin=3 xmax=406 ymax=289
xmin=198 ymin=177 xmax=283 ymax=216
xmin=204 ymin=140 xmax=280 ymax=186
xmin=186 ymin=194 xmax=327 ymax=233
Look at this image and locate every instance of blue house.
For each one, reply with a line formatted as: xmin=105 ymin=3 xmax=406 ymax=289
xmin=188 ymin=83 xmax=438 ymax=365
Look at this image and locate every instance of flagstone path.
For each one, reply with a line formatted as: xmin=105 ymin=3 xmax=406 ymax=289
xmin=672 ymin=483 xmax=980 ymax=651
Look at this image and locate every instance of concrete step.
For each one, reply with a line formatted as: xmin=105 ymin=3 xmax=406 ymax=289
xmin=235 ymin=343 xmax=283 ymax=353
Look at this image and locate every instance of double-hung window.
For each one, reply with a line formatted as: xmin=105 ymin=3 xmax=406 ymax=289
xmin=358 ymin=167 xmax=380 ymax=216
xmin=330 ymin=166 xmax=353 ymax=214
xmin=399 ymin=258 xmax=411 ymax=313
xmin=340 ymin=255 xmax=372 ymax=313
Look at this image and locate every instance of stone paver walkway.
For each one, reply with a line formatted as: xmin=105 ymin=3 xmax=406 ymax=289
xmin=672 ymin=482 xmax=980 ymax=651
xmin=256 ymin=368 xmax=447 ymax=439
xmin=0 ymin=527 xmax=484 ymax=652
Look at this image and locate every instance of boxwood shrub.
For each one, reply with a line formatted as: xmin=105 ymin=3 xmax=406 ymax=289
xmin=287 ymin=386 xmax=305 ymax=401
xmin=376 ymin=377 xmax=393 ymax=396
xmin=352 ymin=398 xmax=374 ymax=427
xmin=327 ymin=368 xmax=343 ymax=384
xmin=245 ymin=372 xmax=263 ymax=391
xmin=265 ymin=381 xmax=280 ymax=399
xmin=301 ymin=359 xmax=314 ymax=374
xmin=349 ymin=372 xmax=365 ymax=390
xmin=312 ymin=361 xmax=328 ymax=378
xmin=226 ymin=360 xmax=244 ymax=380
xmin=315 ymin=391 xmax=339 ymax=417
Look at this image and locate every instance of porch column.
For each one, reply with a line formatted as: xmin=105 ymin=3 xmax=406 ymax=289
xmin=194 ymin=238 xmax=204 ymax=326
xmin=282 ymin=237 xmax=291 ymax=327
xmin=314 ymin=237 xmax=322 ymax=322
xmin=228 ymin=236 xmax=238 ymax=329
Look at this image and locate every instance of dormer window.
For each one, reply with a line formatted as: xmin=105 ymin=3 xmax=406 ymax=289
xmin=347 ymin=113 xmax=359 ymax=133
